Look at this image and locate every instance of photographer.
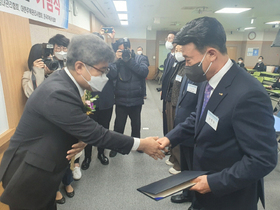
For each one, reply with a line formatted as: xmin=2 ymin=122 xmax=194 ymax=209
xmin=109 ymin=38 xmax=149 ymax=157
xmin=48 ymin=34 xmax=70 ymax=70
xmin=22 ymin=43 xmax=59 ymax=98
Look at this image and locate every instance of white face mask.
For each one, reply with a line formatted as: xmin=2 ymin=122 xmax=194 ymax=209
xmin=165 ymin=41 xmax=173 ymax=50
xmin=81 ymin=64 xmax=108 ymax=92
xmin=238 ymin=60 xmax=242 ymax=64
xmin=175 ymin=52 xmax=185 ymax=62
xmin=55 ymin=51 xmax=67 ymax=60
xmin=258 ymin=59 xmax=262 ymax=62
xmin=137 ymin=51 xmax=142 ymax=55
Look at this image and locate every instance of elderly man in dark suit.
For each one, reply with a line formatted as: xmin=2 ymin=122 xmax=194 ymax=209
xmin=0 ymin=34 xmax=165 ymax=210
xmin=158 ymin=17 xmax=277 ymax=210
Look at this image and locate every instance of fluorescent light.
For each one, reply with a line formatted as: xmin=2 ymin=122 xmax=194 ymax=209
xmin=251 ymin=19 xmax=254 ymax=24
xmin=118 ymin=14 xmax=128 ymax=20
xmin=215 ymin=8 xmax=251 ymax=14
xmin=244 ymin=27 xmax=256 ymax=30
xmin=266 ymin=21 xmax=280 ymax=25
xmin=113 ymin=1 xmax=127 ymax=12
xmin=120 ymin=21 xmax=128 ymax=25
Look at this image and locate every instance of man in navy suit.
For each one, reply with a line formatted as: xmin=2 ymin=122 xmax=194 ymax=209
xmin=158 ymin=17 xmax=278 ymax=210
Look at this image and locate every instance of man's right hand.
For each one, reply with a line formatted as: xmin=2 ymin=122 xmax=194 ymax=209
xmin=138 ymin=137 xmax=167 ymax=160
xmin=157 ymin=137 xmax=171 ymax=149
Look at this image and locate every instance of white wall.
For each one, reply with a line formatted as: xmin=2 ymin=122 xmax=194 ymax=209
xmin=114 ymin=26 xmax=147 ymax=39
xmin=68 ymin=0 xmax=91 ymax=31
xmin=0 ymin=73 xmax=9 ymax=135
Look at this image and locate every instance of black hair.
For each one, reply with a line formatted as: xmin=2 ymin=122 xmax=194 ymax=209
xmin=173 ymin=17 xmax=227 ymax=54
xmin=259 ymin=56 xmax=264 ymax=59
xmin=137 ymin=46 xmax=143 ymax=50
xmin=48 ymin=34 xmax=70 ymax=47
xmin=169 ymin=31 xmax=177 ymax=36
xmin=92 ymin=32 xmax=104 ymax=40
xmin=27 ymin=44 xmax=43 ymax=71
xmin=238 ymin=57 xmax=244 ymax=61
xmin=112 ymin=37 xmax=131 ymax=52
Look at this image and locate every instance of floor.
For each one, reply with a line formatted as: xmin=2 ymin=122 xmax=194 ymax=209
xmin=58 ymin=80 xmax=280 ymax=210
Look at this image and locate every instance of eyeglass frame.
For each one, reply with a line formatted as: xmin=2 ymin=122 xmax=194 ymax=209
xmin=83 ymin=63 xmax=110 ymax=75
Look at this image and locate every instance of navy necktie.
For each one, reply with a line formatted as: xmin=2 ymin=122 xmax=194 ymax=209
xmin=200 ymin=83 xmax=213 ymax=118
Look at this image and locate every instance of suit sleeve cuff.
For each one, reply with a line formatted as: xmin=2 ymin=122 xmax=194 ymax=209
xmin=131 ymin=138 xmax=140 ymax=151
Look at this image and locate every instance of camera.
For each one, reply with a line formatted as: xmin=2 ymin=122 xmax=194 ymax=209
xmin=121 ymin=38 xmax=135 ymax=62
xmin=42 ymin=43 xmax=59 ymax=71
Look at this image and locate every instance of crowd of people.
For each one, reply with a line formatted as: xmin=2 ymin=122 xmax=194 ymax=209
xmin=0 ymin=17 xmax=278 ymax=210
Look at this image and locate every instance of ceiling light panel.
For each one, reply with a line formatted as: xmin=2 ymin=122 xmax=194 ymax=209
xmin=113 ymin=1 xmax=127 ymax=12
xmin=120 ymin=21 xmax=128 ymax=25
xmin=266 ymin=21 xmax=280 ymax=25
xmin=118 ymin=14 xmax=128 ymax=20
xmin=215 ymin=8 xmax=251 ymax=14
xmin=244 ymin=27 xmax=256 ymax=30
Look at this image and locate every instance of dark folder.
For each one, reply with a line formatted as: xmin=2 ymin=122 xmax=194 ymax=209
xmin=137 ymin=171 xmax=207 ymax=201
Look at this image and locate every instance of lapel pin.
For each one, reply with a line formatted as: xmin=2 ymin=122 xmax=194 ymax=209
xmin=219 ymin=93 xmax=223 ymax=96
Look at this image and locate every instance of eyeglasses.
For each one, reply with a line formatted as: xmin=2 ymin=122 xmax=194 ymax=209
xmin=84 ymin=63 xmax=110 ymax=75
xmin=54 ymin=46 xmax=67 ymax=52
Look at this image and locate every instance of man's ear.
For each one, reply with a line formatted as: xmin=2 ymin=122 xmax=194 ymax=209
xmin=75 ymin=61 xmax=84 ymax=75
xmin=207 ymin=48 xmax=218 ymax=62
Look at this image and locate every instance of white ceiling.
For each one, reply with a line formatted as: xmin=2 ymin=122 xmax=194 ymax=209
xmin=80 ymin=0 xmax=280 ymax=33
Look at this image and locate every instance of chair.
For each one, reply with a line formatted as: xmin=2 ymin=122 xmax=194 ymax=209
xmin=252 ymin=71 xmax=261 ymax=76
xmin=256 ymin=76 xmax=264 ymax=83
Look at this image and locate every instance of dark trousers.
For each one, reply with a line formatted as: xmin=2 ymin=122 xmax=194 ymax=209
xmin=9 ymin=200 xmax=56 ymax=210
xmin=61 ymin=165 xmax=73 ymax=186
xmin=84 ymin=107 xmax=113 ymax=158
xmin=162 ymin=101 xmax=168 ymax=136
xmin=180 ymin=145 xmax=196 ymax=203
xmin=114 ymin=105 xmax=142 ymax=138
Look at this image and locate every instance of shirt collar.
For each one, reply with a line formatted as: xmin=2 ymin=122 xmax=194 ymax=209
xmin=65 ymin=67 xmax=85 ymax=97
xmin=208 ymin=58 xmax=233 ymax=90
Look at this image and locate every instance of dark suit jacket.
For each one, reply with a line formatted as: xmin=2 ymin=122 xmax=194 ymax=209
xmin=161 ymin=53 xmax=175 ymax=101
xmin=166 ymin=63 xmax=277 ymax=210
xmin=174 ymin=76 xmax=201 ymax=147
xmin=0 ymin=69 xmax=134 ymax=209
xmin=253 ymin=62 xmax=266 ymax=71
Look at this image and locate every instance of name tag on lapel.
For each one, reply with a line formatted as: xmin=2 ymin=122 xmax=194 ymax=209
xmin=187 ymin=84 xmax=197 ymax=94
xmin=173 ymin=62 xmax=177 ymax=67
xmin=175 ymin=75 xmax=182 ymax=82
xmin=205 ymin=110 xmax=219 ymax=131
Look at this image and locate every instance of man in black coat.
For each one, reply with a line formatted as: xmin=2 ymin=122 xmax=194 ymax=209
xmin=0 ymin=34 xmax=164 ymax=210
xmin=158 ymin=17 xmax=277 ymax=210
xmin=253 ymin=56 xmax=266 ymax=71
xmin=109 ymin=38 xmax=149 ymax=157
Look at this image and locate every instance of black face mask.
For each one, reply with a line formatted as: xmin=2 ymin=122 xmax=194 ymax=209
xmin=184 ymin=52 xmax=212 ymax=83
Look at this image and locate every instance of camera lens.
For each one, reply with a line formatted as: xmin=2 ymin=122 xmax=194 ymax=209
xmin=44 ymin=58 xmax=59 ymax=71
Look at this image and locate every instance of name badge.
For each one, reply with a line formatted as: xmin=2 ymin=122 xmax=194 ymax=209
xmin=205 ymin=110 xmax=219 ymax=131
xmin=187 ymin=84 xmax=197 ymax=94
xmin=175 ymin=75 xmax=182 ymax=82
xmin=173 ymin=62 xmax=177 ymax=67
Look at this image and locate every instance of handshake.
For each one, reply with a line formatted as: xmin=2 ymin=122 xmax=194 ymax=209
xmin=137 ymin=136 xmax=170 ymax=160
xmin=66 ymin=137 xmax=171 ymax=161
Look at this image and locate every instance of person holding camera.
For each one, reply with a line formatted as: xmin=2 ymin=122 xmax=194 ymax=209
xmin=22 ymin=43 xmax=59 ymax=98
xmin=48 ymin=34 xmax=69 ymax=70
xmin=109 ymin=38 xmax=149 ymax=157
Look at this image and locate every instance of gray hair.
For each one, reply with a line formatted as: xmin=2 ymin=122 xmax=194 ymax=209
xmin=66 ymin=34 xmax=115 ymax=69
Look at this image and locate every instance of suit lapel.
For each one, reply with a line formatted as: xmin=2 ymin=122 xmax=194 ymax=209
xmin=195 ymin=65 xmax=239 ymax=138
xmin=178 ymin=76 xmax=188 ymax=105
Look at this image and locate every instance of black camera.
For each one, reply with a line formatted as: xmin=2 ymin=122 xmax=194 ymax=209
xmin=42 ymin=43 xmax=59 ymax=71
xmin=121 ymin=38 xmax=135 ymax=62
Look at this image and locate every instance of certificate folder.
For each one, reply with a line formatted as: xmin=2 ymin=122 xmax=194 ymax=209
xmin=137 ymin=171 xmax=207 ymax=201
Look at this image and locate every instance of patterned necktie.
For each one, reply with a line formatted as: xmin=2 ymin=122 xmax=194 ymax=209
xmin=200 ymin=83 xmax=213 ymax=118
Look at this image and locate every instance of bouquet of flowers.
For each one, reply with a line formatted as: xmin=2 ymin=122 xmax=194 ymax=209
xmin=84 ymin=90 xmax=99 ymax=115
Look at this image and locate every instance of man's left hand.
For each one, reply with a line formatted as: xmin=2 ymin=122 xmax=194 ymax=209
xmin=189 ymin=175 xmax=211 ymax=194
xmin=66 ymin=141 xmax=87 ymax=160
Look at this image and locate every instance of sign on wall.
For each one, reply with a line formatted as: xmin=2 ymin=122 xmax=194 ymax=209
xmin=247 ymin=48 xmax=259 ymax=56
xmin=0 ymin=73 xmax=9 ymax=135
xmin=0 ymin=0 xmax=69 ymax=29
